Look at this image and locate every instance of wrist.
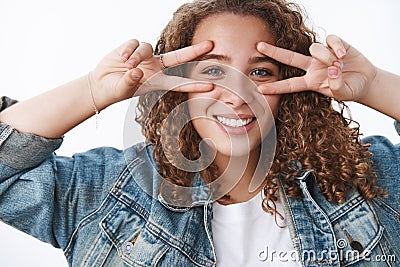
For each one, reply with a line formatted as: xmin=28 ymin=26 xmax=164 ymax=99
xmin=356 ymin=66 xmax=379 ymax=105
xmin=87 ymin=72 xmax=100 ymax=116
xmin=87 ymin=72 xmax=116 ymax=112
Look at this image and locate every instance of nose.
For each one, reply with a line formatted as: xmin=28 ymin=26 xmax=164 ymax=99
xmin=219 ymin=86 xmax=246 ymax=107
xmin=218 ymin=73 xmax=255 ymax=107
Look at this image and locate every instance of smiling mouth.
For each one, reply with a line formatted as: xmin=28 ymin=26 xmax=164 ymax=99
xmin=214 ymin=116 xmax=256 ymax=128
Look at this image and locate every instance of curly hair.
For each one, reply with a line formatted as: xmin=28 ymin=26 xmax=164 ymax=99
xmin=135 ymin=0 xmax=385 ymax=214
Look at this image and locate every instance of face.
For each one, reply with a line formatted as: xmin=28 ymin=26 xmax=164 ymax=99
xmin=188 ymin=14 xmax=280 ymax=160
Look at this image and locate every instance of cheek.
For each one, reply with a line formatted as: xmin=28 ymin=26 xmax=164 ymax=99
xmin=188 ymin=93 xmax=206 ymax=118
xmin=187 ymin=93 xmax=212 ymax=136
xmin=188 ymin=109 xmax=214 ymax=142
xmin=190 ymin=117 xmax=206 ymax=137
xmin=187 ymin=91 xmax=219 ymax=117
xmin=263 ymin=95 xmax=281 ymax=118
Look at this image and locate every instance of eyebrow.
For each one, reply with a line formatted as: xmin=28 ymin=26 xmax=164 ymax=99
xmin=249 ymin=56 xmax=279 ymax=66
xmin=195 ymin=53 xmax=230 ymax=62
xmin=195 ymin=53 xmax=279 ymax=66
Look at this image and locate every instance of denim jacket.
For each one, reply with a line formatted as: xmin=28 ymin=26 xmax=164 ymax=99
xmin=0 ymin=96 xmax=399 ymax=267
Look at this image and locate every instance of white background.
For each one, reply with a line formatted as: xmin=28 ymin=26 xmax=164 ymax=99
xmin=0 ymin=1 xmax=399 ymax=266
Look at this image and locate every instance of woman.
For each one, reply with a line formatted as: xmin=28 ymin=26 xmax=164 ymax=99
xmin=0 ymin=0 xmax=399 ymax=266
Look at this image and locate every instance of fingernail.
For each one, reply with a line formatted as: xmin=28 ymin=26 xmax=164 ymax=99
xmin=328 ymin=66 xmax=339 ymax=78
xmin=131 ymin=71 xmax=141 ymax=80
xmin=202 ymin=40 xmax=213 ymax=48
xmin=132 ymin=73 xmax=141 ymax=80
xmin=337 ymin=49 xmax=346 ymax=59
xmin=333 ymin=61 xmax=343 ymax=69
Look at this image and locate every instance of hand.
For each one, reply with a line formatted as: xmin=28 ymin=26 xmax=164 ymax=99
xmin=90 ymin=39 xmax=214 ymax=109
xmin=256 ymin=35 xmax=377 ymax=102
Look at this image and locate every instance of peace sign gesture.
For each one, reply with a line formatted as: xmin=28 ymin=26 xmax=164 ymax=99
xmin=256 ymin=35 xmax=376 ymax=102
xmin=90 ymin=39 xmax=214 ymax=110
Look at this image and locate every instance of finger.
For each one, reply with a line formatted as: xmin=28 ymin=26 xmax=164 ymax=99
xmin=116 ymin=68 xmax=144 ymax=96
xmin=119 ymin=39 xmax=140 ymax=62
xmin=309 ymin=43 xmax=338 ymax=66
xmin=141 ymin=74 xmax=214 ymax=94
xmin=125 ymin=42 xmax=154 ymax=69
xmin=161 ymin=40 xmax=213 ymax=67
xmin=163 ymin=76 xmax=214 ymax=93
xmin=326 ymin=35 xmax=348 ymax=59
xmin=327 ymin=65 xmax=345 ymax=93
xmin=257 ymin=42 xmax=312 ymax=70
xmin=258 ymin=77 xmax=308 ymax=95
xmin=172 ymin=81 xmax=215 ymax=93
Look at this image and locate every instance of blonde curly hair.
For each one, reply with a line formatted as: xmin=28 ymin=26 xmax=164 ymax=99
xmin=135 ymin=0 xmax=385 ymax=215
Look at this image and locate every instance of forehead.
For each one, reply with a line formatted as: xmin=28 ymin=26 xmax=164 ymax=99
xmin=192 ymin=13 xmax=276 ymax=46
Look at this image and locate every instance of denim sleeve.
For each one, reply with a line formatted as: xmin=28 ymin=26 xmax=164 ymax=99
xmin=362 ymin=121 xmax=400 ymax=211
xmin=364 ymin=123 xmax=400 ymax=260
xmin=0 ymin=96 xmax=63 ymax=170
xmin=0 ymin=146 xmax=126 ymax=250
xmin=0 ymin=96 xmax=17 ymax=110
xmin=0 ymin=96 xmax=126 ymax=250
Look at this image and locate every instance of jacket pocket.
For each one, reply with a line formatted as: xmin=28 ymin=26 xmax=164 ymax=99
xmin=330 ymin=196 xmax=385 ymax=266
xmin=100 ymin=200 xmax=170 ymax=267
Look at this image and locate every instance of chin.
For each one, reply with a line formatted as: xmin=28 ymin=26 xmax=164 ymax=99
xmin=215 ymin=139 xmax=260 ymax=159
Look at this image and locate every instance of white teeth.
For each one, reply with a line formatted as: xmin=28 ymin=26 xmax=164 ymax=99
xmin=215 ymin=116 xmax=253 ymax=127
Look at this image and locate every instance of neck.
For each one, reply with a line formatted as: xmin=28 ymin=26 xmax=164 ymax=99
xmin=214 ymin=146 xmax=267 ymax=205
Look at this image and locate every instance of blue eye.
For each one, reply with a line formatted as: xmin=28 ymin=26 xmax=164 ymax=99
xmin=251 ymin=68 xmax=273 ymax=77
xmin=202 ymin=67 xmax=225 ymax=77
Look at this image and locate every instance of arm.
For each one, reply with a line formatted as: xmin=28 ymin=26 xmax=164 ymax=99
xmin=0 ymin=97 xmax=62 ymax=170
xmin=0 ymin=75 xmax=101 ymax=138
xmin=357 ymin=69 xmax=400 ymax=121
xmin=256 ymin=35 xmax=400 ymax=121
xmin=0 ymin=40 xmax=213 ymax=139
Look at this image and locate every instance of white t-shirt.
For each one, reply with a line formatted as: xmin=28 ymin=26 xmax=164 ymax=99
xmin=211 ymin=192 xmax=301 ymax=266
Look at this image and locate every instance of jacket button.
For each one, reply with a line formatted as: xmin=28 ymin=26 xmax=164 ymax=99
xmin=122 ymin=241 xmax=133 ymax=255
xmin=122 ymin=232 xmax=140 ymax=255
